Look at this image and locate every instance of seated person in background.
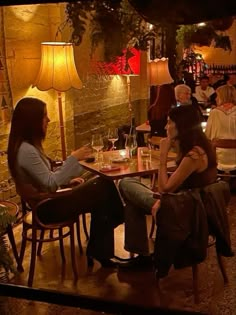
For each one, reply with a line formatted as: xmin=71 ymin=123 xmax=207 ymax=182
xmin=194 ymin=75 xmax=215 ymax=106
xmin=205 ymin=84 xmax=236 ymax=173
xmin=148 ymin=84 xmax=176 ymax=137
xmin=174 ymin=84 xmax=204 ymax=120
xmin=119 ymin=106 xmax=217 ymax=270
xmin=211 ymin=74 xmax=236 ymax=105
xmin=213 ymin=74 xmax=236 ymax=90
xmin=226 ymin=73 xmax=236 ymax=88
xmin=7 ymin=97 xmax=124 ymax=268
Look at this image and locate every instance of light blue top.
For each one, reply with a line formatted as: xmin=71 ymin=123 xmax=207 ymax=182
xmin=15 ymin=142 xmax=84 ymax=193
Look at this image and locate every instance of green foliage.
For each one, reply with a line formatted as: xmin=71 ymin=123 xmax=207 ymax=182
xmin=65 ymin=0 xmax=156 ymax=61
xmin=0 ymin=205 xmax=16 ymax=279
xmin=176 ymin=25 xmax=198 ymax=47
xmin=0 ymin=205 xmax=16 ymax=234
xmin=177 ymin=21 xmax=232 ymax=51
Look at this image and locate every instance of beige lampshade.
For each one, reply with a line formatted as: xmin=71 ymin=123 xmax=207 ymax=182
xmin=33 ymin=42 xmax=82 ymax=92
xmin=148 ymin=57 xmax=173 ymax=86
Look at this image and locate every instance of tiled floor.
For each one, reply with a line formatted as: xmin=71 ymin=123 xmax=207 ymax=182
xmin=2 ymin=193 xmax=236 ymax=314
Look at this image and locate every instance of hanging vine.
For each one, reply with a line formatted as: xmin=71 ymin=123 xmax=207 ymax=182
xmin=65 ymin=0 xmax=156 ymax=61
xmin=176 ymin=17 xmax=234 ymax=51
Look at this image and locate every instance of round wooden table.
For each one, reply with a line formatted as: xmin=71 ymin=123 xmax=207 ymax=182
xmin=0 ymin=200 xmax=19 ymax=218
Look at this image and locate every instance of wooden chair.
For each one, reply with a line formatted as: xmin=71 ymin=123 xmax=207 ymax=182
xmin=0 ymin=200 xmax=24 ymax=272
xmin=19 ymin=188 xmax=81 ymax=287
xmin=192 ymin=235 xmax=228 ymax=303
xmin=212 ymin=138 xmax=236 ymax=182
xmin=153 ymin=182 xmax=230 ymax=304
xmin=20 ymin=177 xmax=89 ymax=256
xmin=50 ymin=158 xmax=90 ymax=243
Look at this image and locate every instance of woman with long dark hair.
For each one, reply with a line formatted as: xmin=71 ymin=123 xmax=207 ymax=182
xmin=8 ymin=97 xmax=124 ymax=268
xmin=119 ymin=105 xmax=217 ymax=269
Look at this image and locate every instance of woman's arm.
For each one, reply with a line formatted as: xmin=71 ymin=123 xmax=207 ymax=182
xmin=18 ymin=143 xmax=84 ymax=192
xmin=157 ymin=138 xmax=201 ymax=193
xmin=158 ymin=156 xmax=198 ymax=193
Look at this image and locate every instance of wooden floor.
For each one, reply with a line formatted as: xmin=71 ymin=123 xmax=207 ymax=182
xmin=3 ymin=193 xmax=236 ymax=314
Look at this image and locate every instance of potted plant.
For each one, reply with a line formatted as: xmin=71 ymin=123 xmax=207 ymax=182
xmin=0 ymin=203 xmax=16 ymax=282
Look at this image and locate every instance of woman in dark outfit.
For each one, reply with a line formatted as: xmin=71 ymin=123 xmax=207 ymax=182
xmin=119 ymin=105 xmax=217 ymax=269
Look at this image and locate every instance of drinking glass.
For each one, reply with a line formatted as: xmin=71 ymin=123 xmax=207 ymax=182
xmin=108 ymin=128 xmax=119 ymax=151
xmin=125 ymin=134 xmax=137 ymax=158
xmin=91 ymin=134 xmax=104 ymax=161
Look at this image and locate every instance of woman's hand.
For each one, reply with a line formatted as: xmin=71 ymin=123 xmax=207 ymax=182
xmin=159 ymin=137 xmax=172 ymax=163
xmin=71 ymin=146 xmax=92 ymax=161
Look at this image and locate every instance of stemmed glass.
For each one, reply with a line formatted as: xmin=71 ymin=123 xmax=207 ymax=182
xmin=108 ymin=128 xmax=119 ymax=151
xmin=125 ymin=134 xmax=137 ymax=158
xmin=91 ymin=134 xmax=104 ymax=161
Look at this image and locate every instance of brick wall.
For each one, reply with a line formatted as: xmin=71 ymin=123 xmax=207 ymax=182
xmin=0 ymin=3 xmax=149 ymax=203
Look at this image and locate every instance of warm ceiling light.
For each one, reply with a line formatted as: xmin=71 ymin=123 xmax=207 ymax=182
xmin=197 ymin=22 xmax=206 ymax=27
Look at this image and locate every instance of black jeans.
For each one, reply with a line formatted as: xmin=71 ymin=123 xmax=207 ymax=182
xmin=38 ymin=176 xmax=124 ymax=259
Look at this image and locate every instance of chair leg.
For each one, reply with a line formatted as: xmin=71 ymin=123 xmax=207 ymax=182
xmin=50 ymin=229 xmax=54 ymax=238
xmin=76 ymin=219 xmax=83 ymax=254
xmin=217 ymin=253 xmax=228 ymax=284
xmin=70 ymin=225 xmax=78 ymax=281
xmin=82 ymin=213 xmax=89 ymax=240
xmin=6 ymin=225 xmax=24 ymax=272
xmin=58 ymin=228 xmax=66 ymax=263
xmin=37 ymin=229 xmax=45 ymax=256
xmin=149 ymin=216 xmax=156 ymax=239
xmin=192 ymin=264 xmax=200 ymax=304
xmin=28 ymin=227 xmax=37 ymax=287
xmin=19 ymin=225 xmax=28 ymax=265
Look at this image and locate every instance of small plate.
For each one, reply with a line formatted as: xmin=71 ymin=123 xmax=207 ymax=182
xmin=111 ymin=158 xmax=130 ymax=163
xmin=100 ymin=166 xmax=121 ymax=172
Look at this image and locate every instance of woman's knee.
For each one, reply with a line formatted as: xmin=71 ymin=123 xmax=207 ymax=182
xmin=119 ymin=177 xmax=142 ymax=201
xmin=119 ymin=177 xmax=133 ymax=196
xmin=119 ymin=177 xmax=139 ymax=191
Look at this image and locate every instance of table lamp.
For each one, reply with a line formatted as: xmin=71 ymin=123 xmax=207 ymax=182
xmin=32 ymin=42 xmax=83 ymax=160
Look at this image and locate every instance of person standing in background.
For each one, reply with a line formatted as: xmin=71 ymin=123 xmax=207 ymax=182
xmin=148 ymin=84 xmax=176 ymax=137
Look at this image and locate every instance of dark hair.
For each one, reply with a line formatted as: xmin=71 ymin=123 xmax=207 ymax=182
xmin=199 ymin=75 xmax=209 ymax=81
xmin=223 ymin=74 xmax=230 ymax=82
xmin=168 ymin=105 xmax=216 ymax=166
xmin=7 ymin=97 xmax=46 ymax=179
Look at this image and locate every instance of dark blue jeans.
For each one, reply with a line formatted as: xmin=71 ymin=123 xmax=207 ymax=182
xmin=38 ymin=176 xmax=124 ymax=259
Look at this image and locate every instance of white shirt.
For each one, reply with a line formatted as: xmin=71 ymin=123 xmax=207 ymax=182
xmin=205 ymin=104 xmax=236 ymax=171
xmin=194 ymin=86 xmax=215 ymax=102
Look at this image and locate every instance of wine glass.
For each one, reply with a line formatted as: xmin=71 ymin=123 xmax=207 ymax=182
xmin=108 ymin=128 xmax=119 ymax=151
xmin=91 ymin=134 xmax=104 ymax=161
xmin=125 ymin=134 xmax=137 ymax=158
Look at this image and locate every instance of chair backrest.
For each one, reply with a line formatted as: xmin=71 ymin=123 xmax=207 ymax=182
xmin=211 ymin=138 xmax=236 ymax=177
xmin=212 ymin=138 xmax=236 ymax=149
